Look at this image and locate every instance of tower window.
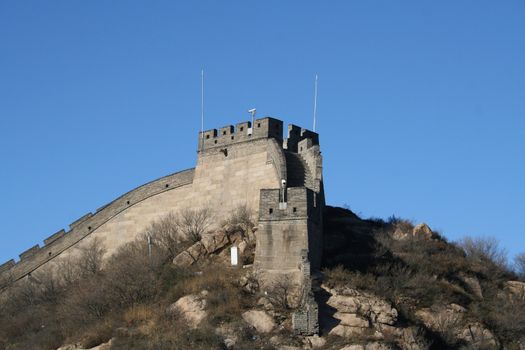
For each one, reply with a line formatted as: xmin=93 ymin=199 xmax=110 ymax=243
xmin=269 ymin=208 xmax=273 ymax=214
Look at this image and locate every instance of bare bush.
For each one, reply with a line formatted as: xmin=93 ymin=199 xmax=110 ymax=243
xmin=459 ymin=236 xmax=508 ymax=270
xmin=144 ymin=212 xmax=183 ymax=259
xmin=78 ymin=237 xmax=106 ymax=276
xmin=265 ymin=275 xmax=296 ymax=310
xmin=103 ymin=239 xmax=162 ymax=307
xmin=176 ymin=208 xmax=213 ymax=242
xmin=432 ymin=310 xmax=463 ymax=346
xmin=514 ymin=252 xmax=525 ymax=279
xmin=222 ymin=204 xmax=254 ymax=233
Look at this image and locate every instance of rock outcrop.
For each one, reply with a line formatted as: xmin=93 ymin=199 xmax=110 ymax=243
xmin=242 ymin=310 xmax=276 ymax=333
xmin=166 ymin=291 xmax=208 ymax=328
xmin=322 ymin=285 xmax=398 ymax=339
xmin=173 ymin=227 xmax=253 ymax=267
xmin=416 ymin=304 xmax=498 ymax=349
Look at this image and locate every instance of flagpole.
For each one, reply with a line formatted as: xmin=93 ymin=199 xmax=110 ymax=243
xmin=313 ymin=74 xmax=318 ymax=132
xmin=201 ymin=69 xmax=204 ymax=148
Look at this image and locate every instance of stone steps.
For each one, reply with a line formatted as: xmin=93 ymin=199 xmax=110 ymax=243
xmin=285 ymin=151 xmax=312 ymax=188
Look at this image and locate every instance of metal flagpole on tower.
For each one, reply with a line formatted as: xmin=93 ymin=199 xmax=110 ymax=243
xmin=313 ymin=74 xmax=318 ymax=132
xmin=201 ymin=69 xmax=204 ymax=149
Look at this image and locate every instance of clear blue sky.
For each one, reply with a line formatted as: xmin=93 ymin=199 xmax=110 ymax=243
xmin=1 ymin=1 xmax=524 ymax=264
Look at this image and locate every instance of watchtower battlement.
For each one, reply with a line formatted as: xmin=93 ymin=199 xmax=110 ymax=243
xmin=198 ymin=117 xmax=283 ymax=152
xmin=197 ymin=117 xmax=320 ymax=156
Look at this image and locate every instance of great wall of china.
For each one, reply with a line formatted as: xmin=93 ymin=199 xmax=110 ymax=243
xmin=0 ymin=116 xmax=324 ymax=334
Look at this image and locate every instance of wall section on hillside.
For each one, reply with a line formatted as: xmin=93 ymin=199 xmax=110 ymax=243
xmin=1 ymin=131 xmax=284 ymax=289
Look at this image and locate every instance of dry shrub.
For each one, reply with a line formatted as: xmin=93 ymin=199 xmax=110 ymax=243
xmin=168 ymin=267 xmax=248 ymax=324
xmin=470 ymin=293 xmax=525 ymax=346
xmin=265 ymin=275 xmax=297 ymax=310
xmin=324 ymin=265 xmax=375 ymax=291
xmin=123 ymin=304 xmax=156 ymax=328
xmin=431 ymin=310 xmax=463 ymax=346
xmin=222 ymin=204 xmax=255 ymax=233
xmin=78 ymin=237 xmax=107 ymax=276
xmin=176 ymin=207 xmax=213 ymax=242
xmin=514 ymin=252 xmax=525 ymax=279
xmin=79 ymin=319 xmax=114 ymax=348
xmin=144 ymin=209 xmax=212 ymax=259
xmin=459 ymin=236 xmax=509 ymax=272
xmin=144 ymin=212 xmax=184 ymax=260
xmin=103 ymin=240 xmax=162 ymax=307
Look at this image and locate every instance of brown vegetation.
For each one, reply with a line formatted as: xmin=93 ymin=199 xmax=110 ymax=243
xmin=322 ymin=206 xmax=525 ymax=349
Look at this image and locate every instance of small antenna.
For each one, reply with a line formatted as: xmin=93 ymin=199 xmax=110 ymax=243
xmin=248 ymin=108 xmax=256 ymax=133
xmin=313 ymin=74 xmax=318 ymax=132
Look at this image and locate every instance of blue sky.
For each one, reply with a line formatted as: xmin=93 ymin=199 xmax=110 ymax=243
xmin=1 ymin=1 xmax=524 ymax=264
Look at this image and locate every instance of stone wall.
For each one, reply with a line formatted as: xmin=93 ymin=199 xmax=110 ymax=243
xmin=1 ymin=120 xmax=286 ymax=289
xmin=0 ymin=169 xmax=195 ymax=288
xmin=0 ymin=114 xmax=323 ymax=328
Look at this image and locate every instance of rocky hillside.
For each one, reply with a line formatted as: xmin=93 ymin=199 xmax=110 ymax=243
xmin=1 ymin=206 xmax=524 ymax=350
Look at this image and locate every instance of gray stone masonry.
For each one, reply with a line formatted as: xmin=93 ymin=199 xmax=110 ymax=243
xmin=2 ymin=114 xmax=324 ymax=337
xmin=0 ymin=169 xmax=195 ymax=289
xmin=198 ymin=117 xmax=283 ymax=152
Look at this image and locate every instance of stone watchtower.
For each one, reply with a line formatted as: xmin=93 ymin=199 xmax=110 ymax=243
xmin=198 ymin=117 xmax=324 ymax=334
xmin=254 ymin=124 xmax=324 ymax=335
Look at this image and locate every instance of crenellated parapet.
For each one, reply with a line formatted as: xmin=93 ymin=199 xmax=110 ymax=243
xmin=285 ymin=124 xmax=319 ymax=153
xmin=198 ymin=117 xmax=283 ymax=152
xmin=0 ymin=168 xmax=195 ymax=290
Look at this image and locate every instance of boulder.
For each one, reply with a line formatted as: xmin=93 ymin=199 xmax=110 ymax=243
xmin=238 ymin=240 xmax=248 ymax=255
xmin=201 ymin=231 xmax=230 ymax=254
xmin=57 ymin=345 xmax=81 ymax=350
xmin=223 ymin=338 xmax=236 ymax=349
xmin=305 ymin=335 xmax=326 ymax=348
xmin=325 ymin=286 xmax=398 ymax=326
xmin=412 ymin=223 xmax=434 ymax=240
xmin=334 ymin=312 xmax=369 ymax=328
xmin=186 ymin=242 xmax=206 ymax=261
xmin=339 ymin=346 xmax=365 ymax=350
xmin=458 ymin=323 xmax=498 ymax=348
xmin=173 ymin=251 xmax=194 ymax=267
xmin=338 ymin=342 xmax=394 ymax=350
xmin=56 ymin=340 xmax=112 ymax=350
xmin=215 ymin=323 xmax=238 ymax=349
xmin=365 ymin=342 xmax=396 ymax=350
xmin=322 ymin=285 xmax=398 ymax=341
xmin=329 ymin=324 xmax=369 ymax=338
xmin=416 ymin=305 xmax=498 ymax=349
xmin=167 ymin=293 xmax=207 ymax=328
xmin=457 ymin=273 xmax=483 ymax=299
xmin=392 ymin=228 xmax=409 ymax=240
xmin=505 ymin=281 xmax=525 ymax=299
xmin=416 ymin=305 xmax=464 ymax=331
xmin=242 ymin=310 xmax=276 ymax=333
